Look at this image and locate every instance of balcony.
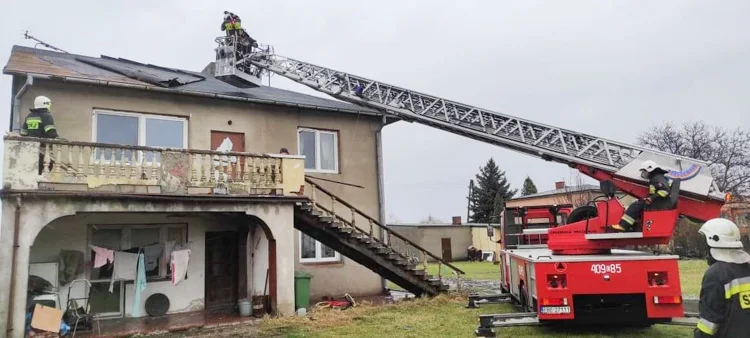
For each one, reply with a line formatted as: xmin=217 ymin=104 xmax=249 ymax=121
xmin=2 ymin=135 xmax=305 ymax=197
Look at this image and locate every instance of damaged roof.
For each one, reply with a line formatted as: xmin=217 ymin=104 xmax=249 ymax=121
xmin=3 ymin=45 xmax=380 ymax=116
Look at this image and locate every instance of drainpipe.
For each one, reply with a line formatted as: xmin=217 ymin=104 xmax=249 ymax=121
xmin=6 ymin=197 xmax=22 ymax=336
xmin=12 ymin=76 xmax=34 ymax=132
xmin=375 ymin=115 xmax=388 ymax=292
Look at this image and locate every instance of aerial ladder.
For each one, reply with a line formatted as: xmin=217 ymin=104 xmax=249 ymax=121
xmin=215 ymin=39 xmax=728 ymax=333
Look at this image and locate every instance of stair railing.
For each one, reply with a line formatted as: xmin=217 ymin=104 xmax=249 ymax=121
xmin=303 ymin=177 xmax=465 ymax=280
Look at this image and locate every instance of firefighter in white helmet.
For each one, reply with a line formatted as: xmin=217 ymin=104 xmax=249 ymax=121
xmin=20 ymin=95 xmax=59 ymax=174
xmin=611 ymin=160 xmax=672 ymax=232
xmin=694 ymin=218 xmax=750 ymax=337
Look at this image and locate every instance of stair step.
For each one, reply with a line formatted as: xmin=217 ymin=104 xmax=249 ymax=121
xmin=386 ymin=253 xmax=401 ymax=260
xmin=394 ymin=259 xmax=409 ymax=266
xmin=299 ymin=203 xmax=313 ymax=211
xmin=337 ymin=227 xmax=353 ymax=234
xmin=376 ymin=247 xmax=392 ymax=255
xmin=367 ymin=242 xmax=383 ymax=248
xmin=439 ymin=284 xmax=450 ymax=291
xmin=405 ymin=264 xmax=417 ymax=270
xmin=413 ymin=270 xmax=426 ymax=276
xmin=428 ymin=279 xmax=443 ymax=285
xmin=318 ymin=216 xmax=335 ymax=223
xmin=357 ymin=236 xmax=372 ymax=243
xmin=310 ymin=210 xmax=322 ymax=216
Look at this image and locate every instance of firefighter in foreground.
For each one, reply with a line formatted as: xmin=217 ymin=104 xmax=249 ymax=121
xmin=694 ymin=218 xmax=750 ymax=337
xmin=20 ymin=95 xmax=58 ymax=174
xmin=611 ymin=160 xmax=671 ymax=232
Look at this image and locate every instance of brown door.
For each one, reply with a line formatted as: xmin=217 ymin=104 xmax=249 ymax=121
xmin=205 ymin=231 xmax=239 ymax=313
xmin=441 ymin=238 xmax=452 ymax=262
xmin=210 ymin=131 xmax=246 ymax=180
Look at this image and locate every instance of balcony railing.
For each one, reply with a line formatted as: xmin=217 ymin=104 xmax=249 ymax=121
xmin=2 ymin=135 xmax=305 ymax=196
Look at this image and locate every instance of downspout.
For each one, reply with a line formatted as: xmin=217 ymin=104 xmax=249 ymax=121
xmin=6 ymin=197 xmax=22 ymax=336
xmin=12 ymin=76 xmax=34 ymax=132
xmin=375 ymin=115 xmax=388 ymax=292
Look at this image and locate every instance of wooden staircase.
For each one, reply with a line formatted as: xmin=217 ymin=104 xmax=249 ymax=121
xmin=295 ymin=178 xmax=465 ymax=297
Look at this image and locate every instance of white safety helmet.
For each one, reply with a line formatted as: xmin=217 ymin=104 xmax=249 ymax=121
xmin=33 ymin=96 xmax=51 ymax=110
xmin=638 ymin=160 xmax=667 ymax=179
xmin=699 ymin=218 xmax=750 ymax=264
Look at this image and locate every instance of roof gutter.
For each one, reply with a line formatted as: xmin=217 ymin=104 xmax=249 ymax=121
xmin=4 ymin=71 xmax=382 ymax=117
xmin=11 ymin=76 xmax=33 ymax=132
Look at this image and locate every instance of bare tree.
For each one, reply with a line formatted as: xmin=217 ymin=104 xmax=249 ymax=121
xmin=637 ymin=121 xmax=750 ymax=195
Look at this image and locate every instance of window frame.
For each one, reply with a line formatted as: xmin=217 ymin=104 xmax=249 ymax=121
xmin=91 ymin=109 xmax=189 ymax=164
xmin=297 ymin=127 xmax=339 ymax=174
xmin=299 ymin=232 xmax=341 ymax=263
xmin=86 ymin=223 xmax=188 ymax=281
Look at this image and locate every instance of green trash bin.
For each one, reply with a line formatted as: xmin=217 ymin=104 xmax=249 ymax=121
xmin=294 ymin=271 xmax=313 ymax=310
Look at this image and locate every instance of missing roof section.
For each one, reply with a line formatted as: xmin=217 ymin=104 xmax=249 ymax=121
xmin=75 ymin=55 xmax=205 ymax=88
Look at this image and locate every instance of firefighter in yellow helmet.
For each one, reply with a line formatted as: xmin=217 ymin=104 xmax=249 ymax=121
xmin=20 ymin=95 xmax=58 ymax=174
xmin=694 ymin=218 xmax=750 ymax=337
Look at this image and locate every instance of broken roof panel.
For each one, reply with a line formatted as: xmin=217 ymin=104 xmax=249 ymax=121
xmin=3 ymin=45 xmax=379 ymax=115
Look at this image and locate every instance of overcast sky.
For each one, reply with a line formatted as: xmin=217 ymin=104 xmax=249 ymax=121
xmin=1 ymin=0 xmax=748 ymax=223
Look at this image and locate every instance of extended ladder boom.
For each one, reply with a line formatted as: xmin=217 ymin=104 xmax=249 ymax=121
xmin=242 ymin=51 xmax=725 ymax=207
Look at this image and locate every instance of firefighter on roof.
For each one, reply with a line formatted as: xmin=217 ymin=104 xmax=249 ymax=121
xmin=694 ymin=218 xmax=750 ymax=337
xmin=20 ymin=95 xmax=58 ymax=174
xmin=611 ymin=160 xmax=671 ymax=232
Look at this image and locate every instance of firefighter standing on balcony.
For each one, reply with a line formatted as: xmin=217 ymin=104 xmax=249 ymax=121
xmin=694 ymin=218 xmax=750 ymax=337
xmin=611 ymin=160 xmax=672 ymax=232
xmin=20 ymin=95 xmax=58 ymax=174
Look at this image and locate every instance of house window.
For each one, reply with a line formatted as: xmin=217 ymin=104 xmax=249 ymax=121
xmin=92 ymin=110 xmax=188 ymax=162
xmin=299 ymin=232 xmax=340 ymax=263
xmin=88 ymin=224 xmax=188 ymax=281
xmin=297 ymin=128 xmax=339 ymax=173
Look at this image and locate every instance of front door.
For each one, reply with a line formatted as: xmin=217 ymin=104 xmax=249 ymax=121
xmin=441 ymin=238 xmax=452 ymax=262
xmin=205 ymin=231 xmax=239 ymax=313
xmin=210 ymin=131 xmax=246 ymax=180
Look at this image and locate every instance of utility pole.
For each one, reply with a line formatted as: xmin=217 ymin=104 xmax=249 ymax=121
xmin=467 ymin=179 xmax=474 ymax=223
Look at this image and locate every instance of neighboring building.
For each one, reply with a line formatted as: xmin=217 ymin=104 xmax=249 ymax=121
xmin=0 ymin=44 xmax=402 ymax=334
xmin=506 ymin=181 xmax=603 ymax=209
xmin=388 ymin=217 xmax=497 ymax=262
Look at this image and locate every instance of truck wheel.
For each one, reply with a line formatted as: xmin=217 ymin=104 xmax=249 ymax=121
xmin=567 ymin=205 xmax=597 ymax=223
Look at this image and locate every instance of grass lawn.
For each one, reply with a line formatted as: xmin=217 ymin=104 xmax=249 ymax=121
xmin=260 ymin=293 xmax=693 ymax=338
xmin=259 ymin=259 xmax=706 ymax=337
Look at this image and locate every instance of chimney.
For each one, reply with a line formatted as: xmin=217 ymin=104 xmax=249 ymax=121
xmin=555 ymin=181 xmax=566 ymax=190
xmin=452 ymin=216 xmax=462 ymax=225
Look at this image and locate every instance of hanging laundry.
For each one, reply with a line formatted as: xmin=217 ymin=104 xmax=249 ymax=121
xmin=163 ymin=240 xmax=176 ymax=268
xmin=170 ymin=249 xmax=191 ymax=286
xmin=110 ymin=251 xmax=139 ymax=293
xmin=142 ymin=243 xmax=164 ymax=272
xmin=90 ymin=245 xmax=114 ymax=268
xmin=132 ymin=253 xmax=148 ymax=317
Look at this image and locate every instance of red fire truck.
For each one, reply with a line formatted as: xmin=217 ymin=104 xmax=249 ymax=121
xmin=219 ymin=41 xmax=727 ymax=335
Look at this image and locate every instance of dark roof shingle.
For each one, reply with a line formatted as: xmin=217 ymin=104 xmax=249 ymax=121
xmin=3 ymin=45 xmax=380 ymax=116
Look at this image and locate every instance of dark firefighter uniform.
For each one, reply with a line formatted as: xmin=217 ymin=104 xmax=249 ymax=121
xmin=613 ymin=172 xmax=672 ymax=231
xmin=20 ymin=107 xmax=58 ymax=174
xmin=695 ymin=261 xmax=750 ymax=337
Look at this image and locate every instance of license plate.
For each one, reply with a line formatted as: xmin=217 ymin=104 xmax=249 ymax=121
xmin=540 ymin=306 xmax=570 ymax=314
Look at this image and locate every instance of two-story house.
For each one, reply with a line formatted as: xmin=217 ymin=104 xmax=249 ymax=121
xmin=0 ymin=45 xmax=452 ymax=337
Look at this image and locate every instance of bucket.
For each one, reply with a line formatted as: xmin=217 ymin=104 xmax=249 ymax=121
xmin=252 ymin=295 xmax=268 ymax=318
xmin=238 ymin=298 xmax=252 ymax=317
